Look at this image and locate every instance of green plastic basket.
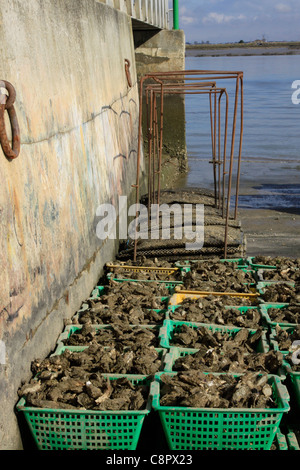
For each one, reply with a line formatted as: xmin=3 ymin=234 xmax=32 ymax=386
xmin=166 ymin=304 xmax=263 ymax=327
xmin=56 ymin=324 xmax=163 ymax=351
xmin=90 ymin=285 xmax=107 ymax=299
xmin=163 ymin=337 xmax=270 ymax=373
xmin=259 ymin=303 xmax=297 ymax=330
xmin=159 ymin=319 xmax=270 ymax=352
xmin=289 ymin=371 xmax=300 ymax=408
xmin=269 ymin=329 xmax=300 ymax=407
xmin=247 ymin=257 xmax=277 ymax=270
xmin=256 ymin=281 xmax=296 ymax=302
xmin=269 ymin=325 xmax=299 ymax=353
xmin=269 ymin=336 xmax=300 ymax=408
xmin=52 ymin=343 xmax=168 ymax=377
xmin=285 ymin=427 xmax=300 ymax=450
xmin=16 ymin=374 xmax=152 ymax=450
xmin=76 ymin=284 xmax=170 ymax=322
xmin=71 ymin=307 xmax=168 ymax=326
xmin=257 ymin=268 xmax=299 ymax=284
xmin=150 ymin=372 xmax=290 ymax=450
xmin=273 ymin=430 xmax=288 ymax=450
xmin=163 ymin=347 xmax=201 ymax=372
xmin=281 ymin=357 xmax=300 ymax=408
xmin=275 ymin=427 xmax=300 ymax=451
xmin=53 ymin=342 xmax=168 ymax=366
xmin=90 ymin=285 xmax=173 ymax=299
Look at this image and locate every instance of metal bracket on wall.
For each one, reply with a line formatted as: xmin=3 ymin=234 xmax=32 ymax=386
xmin=0 ymin=80 xmax=20 ymax=160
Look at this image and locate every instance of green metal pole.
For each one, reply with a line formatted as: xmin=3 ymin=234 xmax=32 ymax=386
xmin=173 ymin=0 xmax=179 ymax=30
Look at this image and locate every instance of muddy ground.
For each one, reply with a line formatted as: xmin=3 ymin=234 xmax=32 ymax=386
xmin=185 ymin=44 xmax=300 ymax=58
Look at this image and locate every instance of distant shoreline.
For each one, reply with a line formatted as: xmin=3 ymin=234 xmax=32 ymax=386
xmin=186 ymin=41 xmax=300 ymax=57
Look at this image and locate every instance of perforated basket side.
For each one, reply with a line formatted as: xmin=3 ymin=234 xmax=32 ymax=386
xmin=16 ymin=375 xmax=151 ymax=451
xmin=150 ymin=373 xmax=290 ymax=450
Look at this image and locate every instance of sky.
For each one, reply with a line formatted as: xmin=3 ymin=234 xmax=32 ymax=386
xmin=173 ymin=0 xmax=300 ymax=44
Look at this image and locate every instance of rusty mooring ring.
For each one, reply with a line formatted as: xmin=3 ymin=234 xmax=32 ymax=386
xmin=0 ymin=80 xmax=20 ymax=160
xmin=125 ymin=59 xmax=132 ymax=88
xmin=2 ymin=80 xmax=16 ymax=109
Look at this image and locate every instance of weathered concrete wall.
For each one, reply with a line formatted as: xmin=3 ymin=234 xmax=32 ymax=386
xmin=135 ymin=30 xmax=187 ymax=172
xmin=0 ymin=0 xmax=145 ymax=449
xmin=135 ymin=29 xmax=186 ymax=78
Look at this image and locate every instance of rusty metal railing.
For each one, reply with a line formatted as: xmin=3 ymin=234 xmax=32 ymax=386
xmin=133 ymin=70 xmax=244 ymax=260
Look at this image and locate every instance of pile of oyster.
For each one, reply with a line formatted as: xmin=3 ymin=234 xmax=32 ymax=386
xmin=266 ymin=303 xmax=300 ymax=324
xmin=63 ymin=324 xmax=160 ymax=348
xmin=18 ymin=346 xmax=151 ymax=410
xmin=168 ymin=297 xmax=261 ymax=328
xmin=272 ymin=325 xmax=300 ymax=372
xmin=158 ymin=371 xmax=276 ymax=409
xmin=261 ymin=281 xmax=300 ymax=303
xmin=182 ymin=260 xmax=254 ymax=292
xmin=170 ymin=325 xmax=282 ymax=374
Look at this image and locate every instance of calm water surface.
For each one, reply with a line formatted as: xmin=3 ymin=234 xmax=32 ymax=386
xmin=182 ymin=55 xmax=300 ymax=212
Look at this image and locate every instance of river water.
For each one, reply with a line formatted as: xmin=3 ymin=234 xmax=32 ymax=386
xmin=182 ymin=54 xmax=300 ymax=214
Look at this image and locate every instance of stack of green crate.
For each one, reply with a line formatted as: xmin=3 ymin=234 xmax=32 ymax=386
xmin=149 ymin=254 xmax=293 ymax=450
xmin=16 ymin=271 xmax=172 ymax=450
xmin=17 ymin=257 xmax=297 ymax=450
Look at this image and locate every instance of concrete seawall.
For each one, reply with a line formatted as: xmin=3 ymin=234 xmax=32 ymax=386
xmin=0 ymin=0 xmax=145 ymax=449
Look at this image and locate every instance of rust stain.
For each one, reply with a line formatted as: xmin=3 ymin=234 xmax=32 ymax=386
xmin=12 ymin=188 xmax=24 ymax=247
xmin=80 ymin=125 xmax=87 ymax=162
